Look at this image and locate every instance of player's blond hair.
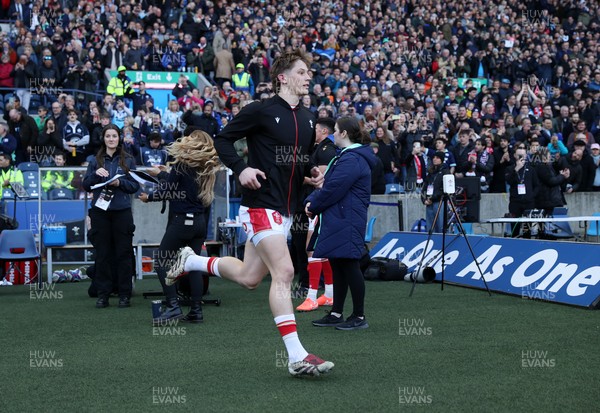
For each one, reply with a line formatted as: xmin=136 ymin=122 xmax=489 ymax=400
xmin=167 ymin=131 xmax=220 ymax=206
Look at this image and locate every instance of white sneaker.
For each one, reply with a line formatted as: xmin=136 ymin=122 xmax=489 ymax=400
xmin=166 ymin=246 xmax=195 ymax=286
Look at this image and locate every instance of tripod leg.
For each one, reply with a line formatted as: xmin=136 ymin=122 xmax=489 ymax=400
xmin=447 ymin=199 xmax=492 ymax=296
xmin=441 ymin=198 xmax=448 ymax=290
xmin=410 ymin=200 xmax=443 ymax=297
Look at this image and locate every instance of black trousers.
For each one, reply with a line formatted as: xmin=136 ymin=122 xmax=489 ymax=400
xmin=290 ymin=212 xmax=309 ymax=289
xmin=156 ymin=213 xmax=206 ymax=302
xmin=88 ymin=208 xmax=135 ymax=299
xmin=508 ymin=200 xmax=535 ymax=238
xmin=329 ymin=258 xmax=366 ymax=317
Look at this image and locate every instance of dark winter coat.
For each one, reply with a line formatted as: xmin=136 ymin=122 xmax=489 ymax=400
xmin=306 ymin=144 xmax=375 ymax=259
xmin=534 ymin=163 xmax=566 ymax=210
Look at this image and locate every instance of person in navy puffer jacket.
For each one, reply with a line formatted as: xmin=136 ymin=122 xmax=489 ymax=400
xmin=306 ymin=116 xmax=375 ymax=331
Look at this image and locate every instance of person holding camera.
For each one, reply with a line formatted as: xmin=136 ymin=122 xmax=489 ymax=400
xmin=111 ymin=99 xmax=132 ymax=130
xmin=505 ymin=146 xmax=539 ymax=237
xmin=10 ymin=53 xmax=34 ymax=111
xmin=248 ymin=52 xmax=270 ymax=90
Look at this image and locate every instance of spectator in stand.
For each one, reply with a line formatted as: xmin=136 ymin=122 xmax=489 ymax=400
xmin=38 ymin=117 xmax=63 ymax=157
xmin=111 ymin=99 xmax=132 ymax=130
xmin=181 ymin=101 xmax=220 ymax=139
xmin=10 ymin=53 xmax=34 ymax=111
xmin=8 ymin=108 xmax=38 ymax=164
xmin=189 ymin=36 xmax=215 ymax=77
xmin=547 ymin=134 xmax=569 ymax=159
xmin=571 ymin=140 xmax=596 ymax=192
xmin=534 ymin=147 xmax=569 ymax=216
xmin=35 ymin=106 xmax=49 ymax=133
xmin=121 ymin=126 xmax=140 ymax=164
xmin=62 ymin=109 xmax=90 ymax=166
xmin=490 ymin=136 xmax=513 ymax=193
xmin=213 ymin=44 xmax=235 ymax=88
xmin=373 ymin=126 xmax=397 ymax=184
xmin=566 ymin=120 xmax=596 ymax=150
xmin=131 ymin=81 xmax=153 ymax=115
xmin=163 ymin=100 xmax=183 ymax=135
xmin=161 ymin=40 xmax=186 ymax=72
xmin=100 ymin=37 xmax=123 ymax=71
xmin=140 ymin=113 xmax=171 ymax=146
xmin=123 ymin=38 xmax=145 ymax=71
xmin=140 ymin=133 xmax=167 ymax=167
xmin=591 ymin=144 xmax=600 ymax=192
xmin=0 ymin=122 xmax=17 ymax=160
xmin=0 ymin=54 xmax=15 ymax=97
xmin=404 ymin=140 xmax=427 ymax=193
xmin=453 ymin=129 xmax=475 ymax=178
xmin=171 ymin=74 xmax=195 ymax=100
xmin=177 ymin=88 xmax=204 ymax=112
xmin=468 ymin=138 xmax=495 ymax=193
xmin=63 ymin=61 xmax=98 ymax=107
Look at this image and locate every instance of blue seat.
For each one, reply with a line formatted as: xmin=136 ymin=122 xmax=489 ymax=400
xmin=385 ymin=183 xmax=403 ymax=194
xmin=0 ymin=229 xmax=41 ymax=287
xmin=17 ymin=162 xmax=39 ymax=172
xmin=365 ymin=216 xmax=376 ymax=243
xmin=586 ymin=212 xmax=600 ymax=238
xmin=22 ymin=171 xmax=41 ymax=199
xmin=47 ymin=188 xmax=75 ymax=200
xmin=1 ymin=188 xmax=14 ymax=200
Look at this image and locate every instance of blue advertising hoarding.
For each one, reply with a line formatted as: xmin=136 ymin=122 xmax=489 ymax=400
xmin=371 ymin=232 xmax=600 ymax=308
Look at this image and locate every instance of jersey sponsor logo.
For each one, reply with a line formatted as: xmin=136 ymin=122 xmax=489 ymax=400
xmin=309 ymin=120 xmax=313 ymax=129
xmin=272 ymin=211 xmax=283 ymax=225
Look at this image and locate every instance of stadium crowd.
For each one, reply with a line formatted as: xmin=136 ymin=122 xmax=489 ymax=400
xmin=0 ymin=0 xmax=599 ymax=202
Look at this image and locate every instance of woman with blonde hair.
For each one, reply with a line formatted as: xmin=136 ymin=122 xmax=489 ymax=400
xmin=162 ymin=99 xmax=183 ymax=132
xmin=140 ymin=130 xmax=221 ymax=324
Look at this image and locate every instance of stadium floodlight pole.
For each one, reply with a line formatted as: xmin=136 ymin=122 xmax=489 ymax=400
xmin=409 ymin=177 xmax=491 ymax=297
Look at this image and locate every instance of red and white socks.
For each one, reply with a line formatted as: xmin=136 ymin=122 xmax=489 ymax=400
xmin=322 ymin=259 xmax=333 ymax=298
xmin=274 ymin=314 xmax=308 ymax=363
xmin=184 ymin=255 xmax=221 ymax=277
xmin=306 ymin=259 xmax=322 ymax=301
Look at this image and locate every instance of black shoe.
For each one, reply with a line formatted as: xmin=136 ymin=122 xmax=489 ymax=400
xmin=96 ymin=297 xmax=109 ymax=308
xmin=152 ymin=299 xmax=183 ymax=325
xmin=181 ymin=301 xmax=203 ymax=323
xmin=118 ymin=297 xmax=131 ymax=308
xmin=335 ymin=314 xmax=369 ymax=331
xmin=312 ymin=312 xmax=344 ymax=327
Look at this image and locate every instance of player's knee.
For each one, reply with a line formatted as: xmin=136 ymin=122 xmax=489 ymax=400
xmin=243 ymin=279 xmax=261 ymax=290
xmin=272 ymin=266 xmax=295 ymax=284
